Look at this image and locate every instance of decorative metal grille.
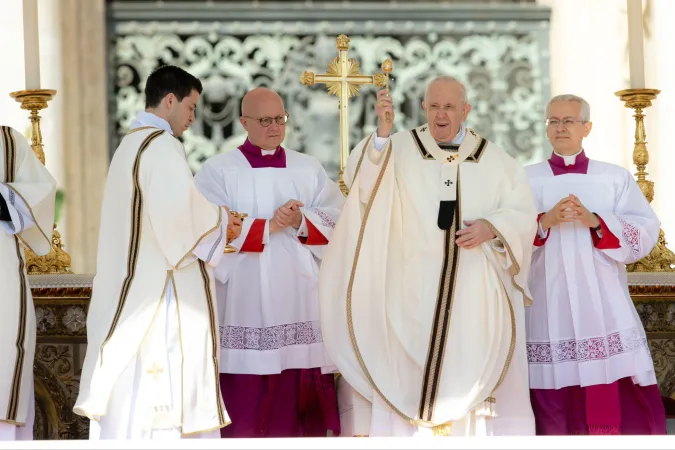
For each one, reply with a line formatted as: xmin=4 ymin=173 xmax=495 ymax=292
xmin=108 ymin=1 xmax=551 ymax=176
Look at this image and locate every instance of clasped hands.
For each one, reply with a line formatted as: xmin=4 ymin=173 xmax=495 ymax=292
xmin=540 ymin=194 xmax=600 ymax=231
xmin=270 ymin=199 xmax=304 ymax=234
xmin=223 ymin=200 xmax=304 ymax=242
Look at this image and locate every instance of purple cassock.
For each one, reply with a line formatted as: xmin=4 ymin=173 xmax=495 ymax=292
xmin=528 ymin=151 xmax=666 ymax=435
xmin=220 ymin=369 xmax=340 ymax=438
xmin=218 ymin=139 xmax=340 ymax=438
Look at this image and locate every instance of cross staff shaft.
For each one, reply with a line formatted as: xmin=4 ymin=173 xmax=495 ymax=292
xmin=301 ymin=34 xmax=392 ymax=196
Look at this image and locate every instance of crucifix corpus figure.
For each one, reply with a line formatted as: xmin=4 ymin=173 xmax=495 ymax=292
xmin=300 ymin=34 xmax=393 ymax=195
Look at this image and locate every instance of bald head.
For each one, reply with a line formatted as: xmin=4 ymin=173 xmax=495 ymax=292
xmin=240 ymin=87 xmax=287 ymax=150
xmin=241 ymin=87 xmax=284 ymax=117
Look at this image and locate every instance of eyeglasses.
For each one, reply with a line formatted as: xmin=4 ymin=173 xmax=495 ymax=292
xmin=546 ymin=118 xmax=586 ymax=128
xmin=243 ymin=113 xmax=290 ymax=127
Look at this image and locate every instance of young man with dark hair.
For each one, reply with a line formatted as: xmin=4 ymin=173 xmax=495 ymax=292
xmin=141 ymin=65 xmax=203 ymax=137
xmin=74 ymin=65 xmax=241 ymax=440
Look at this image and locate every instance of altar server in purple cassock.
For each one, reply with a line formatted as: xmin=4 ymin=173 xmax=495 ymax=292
xmin=525 ymin=94 xmax=666 ymax=435
xmin=0 ymin=126 xmax=56 ymax=442
xmin=194 ymin=87 xmax=344 ymax=438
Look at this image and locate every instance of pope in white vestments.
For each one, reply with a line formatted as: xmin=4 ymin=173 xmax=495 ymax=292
xmin=525 ymin=95 xmax=666 ymax=435
xmin=320 ymin=76 xmax=538 ymax=436
xmin=74 ymin=66 xmax=241 ymax=439
xmin=0 ymin=126 xmax=56 ymax=442
xmin=194 ymin=88 xmax=344 ymax=438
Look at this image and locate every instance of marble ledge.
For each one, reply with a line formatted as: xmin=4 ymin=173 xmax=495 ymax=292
xmin=627 ymin=272 xmax=675 ymax=287
xmin=24 ymin=271 xmax=675 ymax=290
xmin=28 ymin=273 xmax=94 ymax=289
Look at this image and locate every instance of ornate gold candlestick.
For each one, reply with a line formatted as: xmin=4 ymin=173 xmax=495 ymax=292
xmin=10 ymin=88 xmax=72 ymax=274
xmin=615 ymin=88 xmax=675 ymax=272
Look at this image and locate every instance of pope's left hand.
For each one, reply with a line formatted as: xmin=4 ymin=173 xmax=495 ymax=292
xmin=456 ymin=220 xmax=496 ymax=249
xmin=568 ymin=195 xmax=600 ymax=229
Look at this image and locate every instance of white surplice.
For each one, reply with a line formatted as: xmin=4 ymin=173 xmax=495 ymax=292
xmin=0 ymin=126 xmax=56 ymax=441
xmin=193 ymin=146 xmax=344 ymax=375
xmin=74 ymin=113 xmax=231 ymax=439
xmin=525 ymin=157 xmax=660 ymax=390
xmin=319 ymin=125 xmax=538 ymax=437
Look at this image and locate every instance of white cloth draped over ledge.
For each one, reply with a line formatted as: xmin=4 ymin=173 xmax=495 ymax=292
xmin=23 ymin=272 xmax=675 ymax=289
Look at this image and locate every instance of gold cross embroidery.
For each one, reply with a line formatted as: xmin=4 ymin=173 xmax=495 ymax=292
xmin=147 ymin=362 xmax=164 ymax=381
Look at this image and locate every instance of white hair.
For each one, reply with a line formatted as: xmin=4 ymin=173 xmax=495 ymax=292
xmin=424 ymin=75 xmax=468 ymax=104
xmin=546 ymin=94 xmax=591 ymax=122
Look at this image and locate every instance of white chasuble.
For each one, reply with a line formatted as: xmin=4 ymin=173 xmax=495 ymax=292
xmin=525 ymin=159 xmax=660 ymax=390
xmin=0 ymin=126 xmax=56 ymax=438
xmin=74 ymin=124 xmax=230 ymax=438
xmin=194 ymin=147 xmax=344 ymax=375
xmin=319 ymin=125 xmax=538 ymax=436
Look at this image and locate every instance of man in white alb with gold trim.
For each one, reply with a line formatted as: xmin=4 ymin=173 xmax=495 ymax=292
xmin=0 ymin=126 xmax=56 ymax=441
xmin=74 ymin=66 xmax=241 ymax=440
xmin=320 ymin=76 xmax=538 ymax=436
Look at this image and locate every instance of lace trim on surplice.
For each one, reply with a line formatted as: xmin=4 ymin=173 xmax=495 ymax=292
xmin=219 ymin=320 xmax=323 ymax=351
xmin=527 ymin=327 xmax=650 ymax=364
xmin=618 ymin=215 xmax=641 ymax=260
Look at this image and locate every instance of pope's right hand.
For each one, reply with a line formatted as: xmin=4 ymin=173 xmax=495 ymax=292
xmin=375 ymin=89 xmax=394 ymax=138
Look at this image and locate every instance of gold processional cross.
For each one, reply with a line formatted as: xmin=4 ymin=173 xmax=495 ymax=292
xmin=301 ymin=35 xmax=393 ymax=196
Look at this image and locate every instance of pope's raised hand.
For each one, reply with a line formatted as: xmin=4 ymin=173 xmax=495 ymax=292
xmin=375 ymin=89 xmax=394 ymax=138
